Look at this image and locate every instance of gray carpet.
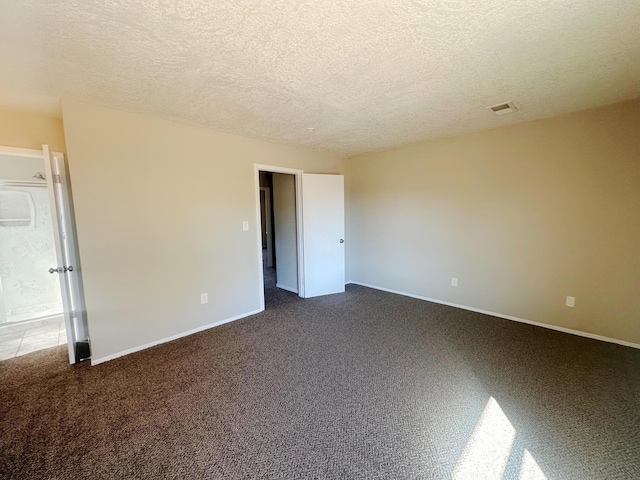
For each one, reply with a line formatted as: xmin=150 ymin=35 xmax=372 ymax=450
xmin=1 ymin=270 xmax=639 ymax=479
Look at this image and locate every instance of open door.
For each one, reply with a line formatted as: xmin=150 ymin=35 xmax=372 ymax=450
xmin=43 ymin=145 xmax=90 ymax=364
xmin=301 ymin=174 xmax=345 ymax=298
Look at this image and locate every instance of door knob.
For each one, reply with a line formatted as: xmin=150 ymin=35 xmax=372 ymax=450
xmin=339 ymin=239 xmax=345 ymax=243
xmin=49 ymin=266 xmax=73 ymax=274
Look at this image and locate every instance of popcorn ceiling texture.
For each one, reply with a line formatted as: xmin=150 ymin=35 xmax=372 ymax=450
xmin=0 ymin=1 xmax=639 ymax=155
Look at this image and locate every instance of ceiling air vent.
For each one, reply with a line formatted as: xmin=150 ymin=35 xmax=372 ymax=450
xmin=488 ymin=101 xmax=517 ymax=116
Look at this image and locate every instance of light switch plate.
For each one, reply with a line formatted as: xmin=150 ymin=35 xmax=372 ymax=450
xmin=242 ymin=221 xmax=249 ymax=231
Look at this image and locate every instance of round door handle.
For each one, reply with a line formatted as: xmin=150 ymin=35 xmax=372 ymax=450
xmin=339 ymin=239 xmax=345 ymax=243
xmin=49 ymin=266 xmax=72 ymax=274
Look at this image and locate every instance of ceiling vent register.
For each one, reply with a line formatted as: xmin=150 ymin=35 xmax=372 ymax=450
xmin=489 ymin=102 xmax=518 ymax=115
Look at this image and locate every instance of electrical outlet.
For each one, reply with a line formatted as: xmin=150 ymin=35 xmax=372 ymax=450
xmin=200 ymin=293 xmax=208 ymax=304
xmin=565 ymin=296 xmax=575 ymax=307
xmin=451 ymin=277 xmax=458 ymax=287
xmin=242 ymin=221 xmax=249 ymax=231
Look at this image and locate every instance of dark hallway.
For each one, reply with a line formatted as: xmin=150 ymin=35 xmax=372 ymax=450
xmin=262 ymin=247 xmax=297 ymax=309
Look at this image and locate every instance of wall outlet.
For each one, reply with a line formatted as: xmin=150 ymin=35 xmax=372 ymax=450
xmin=451 ymin=277 xmax=458 ymax=287
xmin=242 ymin=221 xmax=249 ymax=231
xmin=565 ymin=296 xmax=575 ymax=307
xmin=200 ymin=293 xmax=208 ymax=304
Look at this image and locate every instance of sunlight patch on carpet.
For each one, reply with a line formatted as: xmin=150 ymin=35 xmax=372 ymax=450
xmin=452 ymin=397 xmax=548 ymax=480
xmin=453 ymin=397 xmax=516 ymax=479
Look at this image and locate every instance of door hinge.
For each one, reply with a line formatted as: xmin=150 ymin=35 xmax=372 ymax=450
xmin=53 ymin=174 xmax=61 ymax=184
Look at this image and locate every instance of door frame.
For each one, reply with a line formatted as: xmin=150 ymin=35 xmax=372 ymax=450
xmin=0 ymin=146 xmax=43 ymax=158
xmin=0 ymin=145 xmax=87 ymax=364
xmin=254 ymin=164 xmax=305 ymax=308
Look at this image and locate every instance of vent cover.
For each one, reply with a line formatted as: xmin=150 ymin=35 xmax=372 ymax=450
xmin=488 ymin=102 xmax=517 ymax=116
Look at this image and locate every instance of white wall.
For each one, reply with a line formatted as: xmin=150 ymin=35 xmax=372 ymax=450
xmin=61 ymin=99 xmax=344 ymax=363
xmin=272 ymin=173 xmax=298 ymax=293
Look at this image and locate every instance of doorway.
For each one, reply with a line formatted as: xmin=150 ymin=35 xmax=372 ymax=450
xmin=0 ymin=152 xmax=65 ymax=359
xmin=254 ymin=165 xmax=347 ymax=309
xmin=258 ymin=169 xmax=301 ymax=307
xmin=0 ymin=146 xmax=89 ymax=363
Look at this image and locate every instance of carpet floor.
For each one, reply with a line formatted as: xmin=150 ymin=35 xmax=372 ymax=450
xmin=1 ymin=272 xmax=639 ymax=479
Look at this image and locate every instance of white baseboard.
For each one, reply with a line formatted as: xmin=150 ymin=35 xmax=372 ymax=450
xmin=276 ymin=283 xmax=298 ymax=294
xmin=91 ymin=307 xmax=264 ymax=366
xmin=348 ymin=281 xmax=640 ymax=350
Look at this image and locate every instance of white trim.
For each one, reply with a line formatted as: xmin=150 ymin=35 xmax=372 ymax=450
xmin=91 ymin=308 xmax=264 ymax=365
xmin=0 ymin=180 xmax=47 ymax=188
xmin=0 ymin=146 xmax=44 ymax=158
xmin=43 ymin=145 xmax=77 ymax=364
xmin=0 ymin=146 xmax=64 ymax=160
xmin=348 ymin=281 xmax=640 ymax=350
xmin=294 ymin=172 xmax=305 ymax=298
xmin=254 ymin=167 xmax=266 ymax=311
xmin=254 ymin=164 xmax=305 ymax=305
xmin=276 ymin=283 xmax=299 ymax=294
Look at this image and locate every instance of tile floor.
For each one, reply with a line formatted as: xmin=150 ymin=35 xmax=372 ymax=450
xmin=0 ymin=317 xmax=66 ymax=361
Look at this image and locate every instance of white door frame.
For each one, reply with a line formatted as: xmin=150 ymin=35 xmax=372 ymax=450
xmin=254 ymin=164 xmax=305 ymax=308
xmin=43 ymin=145 xmax=77 ymax=363
xmin=0 ymin=146 xmax=44 ymax=158
xmin=0 ymin=145 xmax=87 ymax=364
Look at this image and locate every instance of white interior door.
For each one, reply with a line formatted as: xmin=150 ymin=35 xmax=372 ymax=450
xmin=44 ymin=145 xmax=89 ymax=364
xmin=301 ymin=174 xmax=345 ymax=298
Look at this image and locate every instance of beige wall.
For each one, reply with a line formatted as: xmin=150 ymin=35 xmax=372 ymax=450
xmin=347 ymin=100 xmax=640 ymax=345
xmin=0 ymin=107 xmax=66 ymax=152
xmin=59 ymin=97 xmax=640 ymax=360
xmin=62 ymin=99 xmax=344 ymax=362
xmin=273 ymin=173 xmax=298 ymax=292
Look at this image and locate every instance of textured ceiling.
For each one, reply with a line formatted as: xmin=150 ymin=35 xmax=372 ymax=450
xmin=1 ymin=1 xmax=639 ymax=156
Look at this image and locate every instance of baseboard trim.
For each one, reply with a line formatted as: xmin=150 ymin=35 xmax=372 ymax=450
xmin=91 ymin=308 xmax=265 ymax=366
xmin=348 ymin=281 xmax=640 ymax=350
xmin=276 ymin=283 xmax=298 ymax=294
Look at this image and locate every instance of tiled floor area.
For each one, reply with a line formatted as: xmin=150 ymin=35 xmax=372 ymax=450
xmin=0 ymin=317 xmax=66 ymax=361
